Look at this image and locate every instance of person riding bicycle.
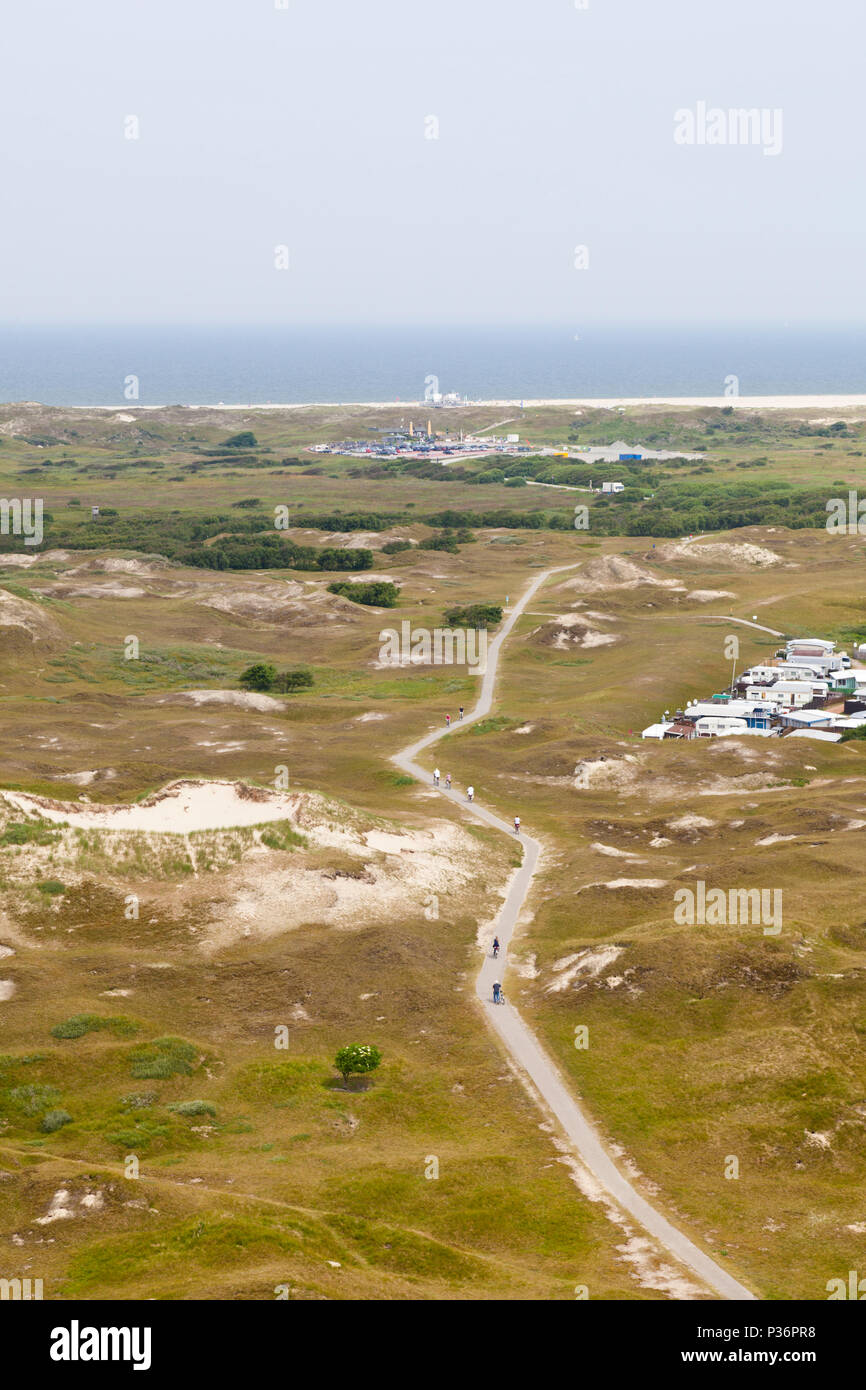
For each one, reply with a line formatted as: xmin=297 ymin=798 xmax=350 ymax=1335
xmin=514 ymin=815 xmax=520 ymax=834
xmin=445 ymin=773 xmax=451 ymax=789
xmin=433 ymin=768 xmax=440 ymax=787
xmin=467 ymin=786 xmax=474 ymax=802
xmin=492 ymin=936 xmax=500 ymax=958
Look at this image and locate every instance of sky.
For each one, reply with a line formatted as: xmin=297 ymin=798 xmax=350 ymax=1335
xmin=1 ymin=0 xmax=864 ymax=327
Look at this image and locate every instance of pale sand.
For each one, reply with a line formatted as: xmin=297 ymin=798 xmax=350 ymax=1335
xmin=3 ymin=780 xmax=294 ymax=834
xmin=59 ymin=394 xmax=866 ymax=413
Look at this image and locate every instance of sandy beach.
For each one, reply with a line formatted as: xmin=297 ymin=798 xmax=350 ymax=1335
xmin=65 ymin=394 xmax=866 ymax=413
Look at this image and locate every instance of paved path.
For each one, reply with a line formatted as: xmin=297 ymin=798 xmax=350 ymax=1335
xmin=703 ymin=615 xmax=785 ymax=638
xmin=391 ymin=564 xmax=757 ymax=1302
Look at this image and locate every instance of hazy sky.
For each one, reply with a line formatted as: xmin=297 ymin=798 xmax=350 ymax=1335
xmin=1 ymin=0 xmax=863 ymax=327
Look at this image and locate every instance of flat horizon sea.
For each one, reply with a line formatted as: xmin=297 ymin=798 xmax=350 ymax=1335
xmin=1 ymin=324 xmax=864 ymax=408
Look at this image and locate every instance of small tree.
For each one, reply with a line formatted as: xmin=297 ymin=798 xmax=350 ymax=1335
xmin=239 ymin=662 xmax=277 ymax=692
xmin=272 ymin=669 xmax=314 ymax=693
xmin=334 ymin=1044 xmax=381 ymax=1088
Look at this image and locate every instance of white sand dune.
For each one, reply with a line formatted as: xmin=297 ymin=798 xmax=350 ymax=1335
xmin=3 ymin=780 xmax=295 ymax=834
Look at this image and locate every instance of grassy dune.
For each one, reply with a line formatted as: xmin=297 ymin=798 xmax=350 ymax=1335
xmin=1 ymin=403 xmax=865 ymax=1299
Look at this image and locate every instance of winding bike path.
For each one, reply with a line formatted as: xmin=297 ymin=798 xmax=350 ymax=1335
xmin=391 ymin=563 xmax=757 ymax=1301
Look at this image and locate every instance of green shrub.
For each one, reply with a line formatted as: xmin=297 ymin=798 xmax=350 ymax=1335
xmin=444 ymin=603 xmax=503 ymax=629
xmin=1 ymin=819 xmax=61 ymax=847
xmin=166 ymin=1100 xmax=216 ymax=1117
xmin=51 ymin=1014 xmax=138 ymax=1041
xmin=8 ymin=1084 xmax=61 ymax=1116
xmin=239 ymin=662 xmax=277 ymax=692
xmin=327 ymin=580 xmax=400 ymax=608
xmin=121 ymin=1092 xmax=157 ymax=1110
xmin=334 ymin=1043 xmax=382 ymax=1086
xmin=259 ymin=822 xmax=307 ymax=852
xmin=271 ymin=669 xmax=314 ymax=693
xmin=129 ymin=1037 xmax=198 ymax=1080
xmin=37 ymin=879 xmax=65 ymax=896
xmin=41 ymin=1109 xmax=72 ymax=1133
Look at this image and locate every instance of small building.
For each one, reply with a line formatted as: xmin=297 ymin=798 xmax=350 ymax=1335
xmin=641 ymin=721 xmax=671 ymax=740
xmin=779 ymin=709 xmax=834 ymax=731
xmin=601 ymin=481 xmax=625 ymax=494
xmin=695 ymin=716 xmax=749 ymax=737
xmin=788 ymin=729 xmax=843 ymax=743
xmin=746 ymin=680 xmax=827 ymax=708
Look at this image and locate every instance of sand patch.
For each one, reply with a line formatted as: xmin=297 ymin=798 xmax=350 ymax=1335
xmin=687 ymin=589 xmax=736 ymax=602
xmin=591 ymin=842 xmax=646 ymax=862
xmin=563 ymin=556 xmax=686 ymax=594
xmin=199 ymin=581 xmax=307 ymax=621
xmin=0 ymin=980 xmax=16 ymax=1001
xmin=573 ymin=756 xmax=640 ymax=790
xmin=35 ymin=1189 xmax=76 ymax=1225
xmin=667 ymin=815 xmax=715 ymax=831
xmin=662 ymin=540 xmax=781 ymax=568
xmin=805 ymin=1130 xmax=833 ymax=1150
xmin=67 ymin=555 xmax=175 ymax=578
xmin=547 ymin=945 xmax=624 ymax=992
xmin=0 ymin=589 xmax=63 ymax=645
xmin=512 ymin=953 xmax=539 ymax=979
xmin=600 ymin=878 xmax=667 ymax=890
xmin=168 ymin=689 xmax=284 ymax=713
xmin=50 ymin=583 xmax=147 ymax=600
xmin=4 ymin=779 xmax=295 ymax=834
xmin=202 ymin=813 xmax=483 ymax=951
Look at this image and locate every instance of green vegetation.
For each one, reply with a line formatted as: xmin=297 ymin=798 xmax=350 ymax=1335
xmin=7 ymin=1083 xmax=61 ymax=1115
xmin=1 ymin=818 xmax=61 ymax=847
xmin=444 ymin=603 xmax=503 ymax=629
xmin=328 ymin=580 xmax=400 ymax=607
xmin=334 ymin=1043 xmax=382 ymax=1087
xmin=129 ymin=1037 xmax=199 ymax=1080
xmin=51 ymin=1014 xmax=139 ymax=1041
xmin=41 ymin=1108 xmax=73 ymax=1132
xmin=258 ymin=821 xmax=307 ymax=851
xmin=239 ymin=663 xmax=314 ymax=693
xmin=166 ymin=1100 xmax=216 ymax=1117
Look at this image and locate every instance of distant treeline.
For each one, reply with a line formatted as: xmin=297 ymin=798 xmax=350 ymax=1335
xmin=0 ymin=482 xmax=841 ymax=567
xmin=186 ymin=538 xmax=374 ymax=571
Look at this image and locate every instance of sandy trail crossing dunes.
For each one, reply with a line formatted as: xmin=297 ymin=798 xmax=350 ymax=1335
xmin=393 ymin=563 xmax=757 ymax=1303
xmin=2 ymin=780 xmax=295 ymax=834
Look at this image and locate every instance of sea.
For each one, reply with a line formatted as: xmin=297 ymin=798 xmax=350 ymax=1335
xmin=0 ymin=324 xmax=864 ymax=408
